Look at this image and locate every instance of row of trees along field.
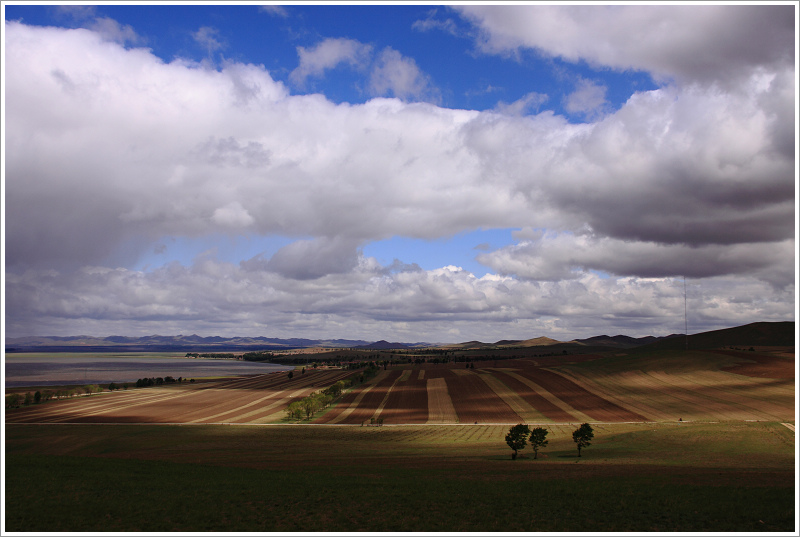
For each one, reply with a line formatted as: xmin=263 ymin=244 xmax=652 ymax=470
xmin=5 ymin=384 xmax=106 ymax=409
xmin=286 ymin=379 xmax=353 ymax=420
xmin=135 ymin=376 xmax=189 ymax=387
xmin=185 ymin=352 xmax=238 ymax=359
xmin=285 ymin=361 xmax=380 ymax=421
xmin=505 ymin=423 xmax=594 ymax=459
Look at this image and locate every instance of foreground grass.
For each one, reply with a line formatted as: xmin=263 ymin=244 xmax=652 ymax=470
xmin=4 ymin=422 xmax=796 ymax=532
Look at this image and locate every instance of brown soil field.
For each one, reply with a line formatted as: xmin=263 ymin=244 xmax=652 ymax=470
xmin=488 ymin=370 xmax=580 ymax=422
xmin=716 ymin=350 xmax=796 ymax=379
xmin=6 ymin=350 xmax=794 ymax=425
xmin=425 ymin=377 xmax=458 ymax=423
xmin=315 ymin=370 xmax=402 ymax=424
xmin=518 ymin=368 xmax=648 ymax=422
xmin=376 ymin=370 xmax=428 ymax=424
xmin=445 ymin=372 xmax=519 ymax=423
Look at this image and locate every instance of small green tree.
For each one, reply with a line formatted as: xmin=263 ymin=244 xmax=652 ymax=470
xmin=286 ymin=400 xmax=303 ymax=420
xmin=572 ymin=423 xmax=594 ymax=457
xmin=34 ymin=391 xmax=42 ymax=404
xmin=529 ymin=427 xmax=549 ymax=459
xmin=505 ymin=423 xmax=531 ymax=460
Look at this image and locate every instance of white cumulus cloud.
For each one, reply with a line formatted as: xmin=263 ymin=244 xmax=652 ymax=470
xmin=290 ymin=37 xmax=373 ymax=87
xmin=3 ymin=8 xmax=795 ymax=340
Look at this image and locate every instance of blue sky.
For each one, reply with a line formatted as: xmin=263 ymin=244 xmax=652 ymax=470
xmin=3 ymin=3 xmax=796 ymax=342
xmin=6 ymin=4 xmax=656 ymax=113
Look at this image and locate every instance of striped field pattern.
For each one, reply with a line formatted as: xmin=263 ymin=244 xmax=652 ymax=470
xmin=5 ymin=350 xmax=795 ymax=425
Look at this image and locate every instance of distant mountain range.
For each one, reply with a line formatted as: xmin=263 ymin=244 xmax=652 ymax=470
xmin=5 ymin=334 xmax=374 ymax=352
xmin=5 ymin=321 xmax=794 ymax=353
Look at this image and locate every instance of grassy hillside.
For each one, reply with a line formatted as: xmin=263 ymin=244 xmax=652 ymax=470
xmin=631 ymin=321 xmax=795 ymax=352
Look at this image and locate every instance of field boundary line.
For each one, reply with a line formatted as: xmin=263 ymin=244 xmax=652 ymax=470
xmin=781 ymin=423 xmax=795 ymax=432
xmin=5 ymin=420 xmax=713 ymax=427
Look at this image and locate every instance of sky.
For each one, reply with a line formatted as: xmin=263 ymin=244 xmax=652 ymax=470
xmin=2 ymin=2 xmax=797 ymax=343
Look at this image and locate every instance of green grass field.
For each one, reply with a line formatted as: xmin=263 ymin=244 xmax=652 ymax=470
xmin=4 ymin=421 xmax=795 ymax=532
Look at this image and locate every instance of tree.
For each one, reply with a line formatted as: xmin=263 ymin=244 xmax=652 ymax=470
xmin=288 ymin=371 xmax=294 ymax=379
xmin=529 ymin=427 xmax=549 ymax=459
xmin=286 ymin=400 xmax=303 ymax=420
xmin=34 ymin=391 xmax=42 ymax=404
xmin=505 ymin=423 xmax=531 ymax=460
xmin=6 ymin=393 xmax=22 ymax=409
xmin=572 ymin=423 xmax=594 ymax=457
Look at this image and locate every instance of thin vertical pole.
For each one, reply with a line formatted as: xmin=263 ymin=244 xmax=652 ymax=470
xmin=684 ymin=275 xmax=688 ymax=351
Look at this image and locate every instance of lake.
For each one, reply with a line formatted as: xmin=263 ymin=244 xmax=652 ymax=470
xmin=4 ymin=355 xmax=293 ymax=388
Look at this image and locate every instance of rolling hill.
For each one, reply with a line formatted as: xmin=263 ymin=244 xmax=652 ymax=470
xmin=5 ymin=321 xmax=794 ymax=354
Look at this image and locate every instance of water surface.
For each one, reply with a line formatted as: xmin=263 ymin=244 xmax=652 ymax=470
xmin=4 ymin=355 xmax=292 ymax=388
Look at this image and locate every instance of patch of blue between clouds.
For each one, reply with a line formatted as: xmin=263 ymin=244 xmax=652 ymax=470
xmin=131 ymin=234 xmax=301 ymax=272
xmin=589 ymin=269 xmax=613 ymax=280
xmin=131 ymin=229 xmax=516 ymax=277
xmin=363 ymin=228 xmax=517 ymax=277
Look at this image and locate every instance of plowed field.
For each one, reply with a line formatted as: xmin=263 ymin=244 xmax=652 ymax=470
xmin=6 ymin=349 xmax=794 ymax=425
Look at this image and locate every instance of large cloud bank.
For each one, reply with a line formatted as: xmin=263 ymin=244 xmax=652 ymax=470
xmin=3 ymin=5 xmax=796 ymax=341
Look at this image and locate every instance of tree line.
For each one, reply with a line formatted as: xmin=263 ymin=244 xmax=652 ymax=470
xmin=135 ymin=376 xmax=187 ymax=387
xmin=505 ymin=423 xmax=594 ymax=459
xmin=185 ymin=352 xmax=238 ymax=359
xmin=286 ymin=379 xmax=352 ymax=421
xmin=284 ymin=361 xmax=381 ymax=421
xmin=5 ymin=384 xmax=108 ymax=409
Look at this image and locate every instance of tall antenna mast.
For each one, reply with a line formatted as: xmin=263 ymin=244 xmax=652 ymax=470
xmin=683 ymin=275 xmax=688 ymax=351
